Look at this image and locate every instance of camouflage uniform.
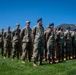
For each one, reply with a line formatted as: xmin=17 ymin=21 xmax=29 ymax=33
xmin=12 ymin=27 xmax=21 ymax=59
xmin=21 ymin=27 xmax=32 ymax=62
xmin=0 ymin=29 xmax=4 ymax=56
xmin=72 ymin=29 xmax=76 ymax=58
xmin=54 ymin=28 xmax=58 ymax=59
xmin=46 ymin=28 xmax=55 ymax=63
xmin=32 ymin=24 xmax=45 ymax=65
xmin=64 ymin=29 xmax=72 ymax=59
xmin=57 ymin=29 xmax=64 ymax=61
xmin=44 ymin=30 xmax=48 ymax=61
xmin=4 ymin=30 xmax=11 ymax=58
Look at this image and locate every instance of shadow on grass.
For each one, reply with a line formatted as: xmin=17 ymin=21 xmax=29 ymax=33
xmin=41 ymin=60 xmax=67 ymax=66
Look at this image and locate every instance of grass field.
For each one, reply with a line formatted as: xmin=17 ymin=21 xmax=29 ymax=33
xmin=0 ymin=55 xmax=76 ymax=75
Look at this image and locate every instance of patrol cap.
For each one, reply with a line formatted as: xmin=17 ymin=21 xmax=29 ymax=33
xmin=66 ymin=26 xmax=70 ymax=29
xmin=49 ymin=23 xmax=54 ymax=26
xmin=16 ymin=23 xmax=20 ymax=26
xmin=37 ymin=18 xmax=42 ymax=22
xmin=25 ymin=21 xmax=31 ymax=23
xmin=7 ymin=26 xmax=10 ymax=28
xmin=47 ymin=23 xmax=54 ymax=28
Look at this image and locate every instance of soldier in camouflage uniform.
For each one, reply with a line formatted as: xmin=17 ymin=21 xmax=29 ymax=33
xmin=12 ymin=23 xmax=21 ymax=60
xmin=32 ymin=18 xmax=45 ymax=66
xmin=4 ymin=26 xmax=12 ymax=59
xmin=46 ymin=23 xmax=55 ymax=64
xmin=64 ymin=26 xmax=72 ymax=60
xmin=44 ymin=29 xmax=48 ymax=61
xmin=57 ymin=26 xmax=64 ymax=62
xmin=54 ymin=28 xmax=58 ymax=59
xmin=0 ymin=28 xmax=4 ymax=56
xmin=72 ymin=28 xmax=76 ymax=58
xmin=21 ymin=21 xmax=32 ymax=64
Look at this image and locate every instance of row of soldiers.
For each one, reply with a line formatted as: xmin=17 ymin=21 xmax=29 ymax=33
xmin=0 ymin=18 xmax=76 ymax=67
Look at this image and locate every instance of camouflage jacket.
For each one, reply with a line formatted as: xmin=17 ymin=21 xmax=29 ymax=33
xmin=46 ymin=29 xmax=55 ymax=45
xmin=57 ymin=30 xmax=64 ymax=43
xmin=12 ymin=28 xmax=21 ymax=43
xmin=0 ymin=32 xmax=4 ymax=43
xmin=20 ymin=27 xmax=32 ymax=42
xmin=64 ymin=30 xmax=72 ymax=41
xmin=32 ymin=24 xmax=45 ymax=43
xmin=72 ymin=31 xmax=76 ymax=43
xmin=4 ymin=31 xmax=11 ymax=43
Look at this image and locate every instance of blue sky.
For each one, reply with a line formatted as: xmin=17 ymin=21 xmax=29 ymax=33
xmin=0 ymin=0 xmax=76 ymax=30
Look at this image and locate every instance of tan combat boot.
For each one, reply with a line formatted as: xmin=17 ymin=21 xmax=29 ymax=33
xmin=22 ymin=61 xmax=25 ymax=64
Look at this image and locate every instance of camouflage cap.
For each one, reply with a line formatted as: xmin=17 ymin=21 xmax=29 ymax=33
xmin=7 ymin=26 xmax=10 ymax=28
xmin=16 ymin=23 xmax=20 ymax=26
xmin=25 ymin=21 xmax=31 ymax=23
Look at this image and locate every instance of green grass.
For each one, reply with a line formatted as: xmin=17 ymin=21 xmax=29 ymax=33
xmin=0 ymin=55 xmax=76 ymax=75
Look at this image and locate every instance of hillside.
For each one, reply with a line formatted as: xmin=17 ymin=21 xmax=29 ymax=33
xmin=56 ymin=24 xmax=76 ymax=31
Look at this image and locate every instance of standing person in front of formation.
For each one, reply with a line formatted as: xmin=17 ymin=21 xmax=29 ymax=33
xmin=0 ymin=28 xmax=4 ymax=56
xmin=21 ymin=21 xmax=32 ymax=64
xmin=12 ymin=23 xmax=21 ymax=61
xmin=32 ymin=18 xmax=45 ymax=66
xmin=64 ymin=26 xmax=72 ymax=60
xmin=4 ymin=26 xmax=12 ymax=59
xmin=46 ymin=23 xmax=55 ymax=64
xmin=72 ymin=28 xmax=76 ymax=59
xmin=56 ymin=26 xmax=64 ymax=62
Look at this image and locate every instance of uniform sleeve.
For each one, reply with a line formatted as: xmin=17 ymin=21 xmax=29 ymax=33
xmin=19 ymin=29 xmax=21 ymax=33
xmin=30 ymin=29 xmax=32 ymax=37
xmin=57 ymin=31 xmax=60 ymax=36
xmin=32 ymin=26 xmax=36 ymax=40
xmin=71 ymin=32 xmax=74 ymax=37
xmin=57 ymin=31 xmax=61 ymax=38
xmin=64 ymin=31 xmax=67 ymax=38
xmin=44 ymin=31 xmax=46 ymax=40
xmin=3 ymin=32 xmax=6 ymax=39
xmin=20 ymin=28 xmax=24 ymax=40
xmin=46 ymin=30 xmax=50 ymax=42
xmin=70 ymin=31 xmax=73 ymax=37
xmin=11 ymin=29 xmax=15 ymax=40
xmin=64 ymin=31 xmax=67 ymax=46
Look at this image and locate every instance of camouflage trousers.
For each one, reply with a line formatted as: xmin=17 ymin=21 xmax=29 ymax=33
xmin=73 ymin=42 xmax=76 ymax=58
xmin=33 ymin=42 xmax=44 ymax=63
xmin=22 ymin=42 xmax=32 ymax=61
xmin=0 ymin=42 xmax=4 ymax=56
xmin=12 ymin=42 xmax=20 ymax=59
xmin=4 ymin=42 xmax=11 ymax=57
xmin=66 ymin=40 xmax=72 ymax=59
xmin=57 ymin=42 xmax=64 ymax=61
xmin=47 ymin=43 xmax=55 ymax=61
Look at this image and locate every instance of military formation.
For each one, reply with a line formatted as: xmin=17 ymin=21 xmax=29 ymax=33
xmin=0 ymin=18 xmax=76 ymax=67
